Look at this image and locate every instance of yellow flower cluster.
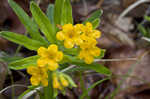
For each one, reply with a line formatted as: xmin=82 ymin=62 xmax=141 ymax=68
xmin=27 ymin=22 xmax=101 ymax=87
xmin=52 ymin=72 xmax=69 ymax=90
xmin=27 ymin=44 xmax=64 ymax=87
xmin=27 ymin=66 xmax=48 ymax=86
xmin=56 ymin=24 xmax=82 ymax=48
xmin=56 ymin=22 xmax=101 ymax=64
xmin=37 ymin=44 xmax=63 ymax=71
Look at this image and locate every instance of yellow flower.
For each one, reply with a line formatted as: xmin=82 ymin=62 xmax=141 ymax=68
xmin=27 ymin=66 xmax=48 ymax=86
xmin=81 ymin=22 xmax=101 ymax=39
xmin=56 ymin=24 xmax=82 ymax=48
xmin=52 ymin=73 xmax=62 ymax=90
xmin=59 ymin=75 xmax=69 ymax=87
xmin=79 ymin=37 xmax=101 ymax=64
xmin=37 ymin=44 xmax=63 ymax=71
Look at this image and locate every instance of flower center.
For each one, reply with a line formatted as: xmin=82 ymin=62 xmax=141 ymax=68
xmin=48 ymin=53 xmax=55 ymax=60
xmin=68 ymin=32 xmax=74 ymax=38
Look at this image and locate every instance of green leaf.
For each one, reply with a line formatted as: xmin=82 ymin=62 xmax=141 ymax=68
xmin=54 ymin=0 xmax=65 ymax=25
xmin=64 ymin=55 xmax=111 ymax=76
xmin=138 ymin=24 xmax=148 ymax=37
xmin=30 ymin=2 xmax=56 ymax=43
xmin=83 ymin=9 xmax=103 ymax=24
xmin=63 ymin=74 xmax=77 ymax=87
xmin=146 ymin=28 xmax=150 ymax=38
xmin=92 ymin=18 xmax=100 ymax=29
xmin=8 ymin=55 xmax=39 ymax=70
xmin=0 ymin=52 xmax=23 ymax=63
xmin=1 ymin=56 xmax=23 ymax=63
xmin=144 ymin=15 xmax=150 ymax=22
xmin=8 ymin=0 xmax=47 ymax=44
xmin=80 ymin=77 xmax=110 ymax=99
xmin=47 ymin=4 xmax=55 ymax=25
xmin=0 ymin=31 xmax=46 ymax=51
xmin=18 ymin=89 xmax=32 ymax=99
xmin=61 ymin=0 xmax=73 ymax=25
xmin=63 ymin=48 xmax=79 ymax=55
xmin=74 ymin=62 xmax=111 ymax=76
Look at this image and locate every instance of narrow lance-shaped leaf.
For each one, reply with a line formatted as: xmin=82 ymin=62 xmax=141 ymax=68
xmin=73 ymin=62 xmax=111 ymax=76
xmin=8 ymin=55 xmax=39 ymax=70
xmin=92 ymin=18 xmax=100 ymax=29
xmin=8 ymin=0 xmax=48 ymax=44
xmin=0 ymin=31 xmax=47 ymax=51
xmin=138 ymin=24 xmax=148 ymax=37
xmin=30 ymin=2 xmax=56 ymax=43
xmin=47 ymin=4 xmax=55 ymax=25
xmin=54 ymin=0 xmax=65 ymax=25
xmin=63 ymin=55 xmax=112 ymax=76
xmin=83 ymin=9 xmax=103 ymax=24
xmin=61 ymin=0 xmax=73 ymax=25
xmin=144 ymin=15 xmax=150 ymax=22
xmin=62 ymin=74 xmax=77 ymax=87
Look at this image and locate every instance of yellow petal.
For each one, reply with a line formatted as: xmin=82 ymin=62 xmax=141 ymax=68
xmin=40 ymin=68 xmax=48 ymax=78
xmin=48 ymin=44 xmax=58 ymax=53
xmin=37 ymin=58 xmax=48 ymax=67
xmin=37 ymin=47 xmax=47 ymax=57
xmin=74 ymin=24 xmax=84 ymax=33
xmin=62 ymin=24 xmax=74 ymax=32
xmin=41 ymin=79 xmax=48 ymax=87
xmin=84 ymin=55 xmax=94 ymax=64
xmin=75 ymin=37 xmax=83 ymax=45
xmin=64 ymin=39 xmax=74 ymax=49
xmin=30 ymin=76 xmax=40 ymax=86
xmin=86 ymin=22 xmax=93 ymax=30
xmin=92 ymin=30 xmax=101 ymax=38
xmin=56 ymin=51 xmax=63 ymax=62
xmin=48 ymin=61 xmax=59 ymax=71
xmin=91 ymin=47 xmax=101 ymax=57
xmin=60 ymin=76 xmax=69 ymax=87
xmin=56 ymin=31 xmax=65 ymax=41
xmin=79 ymin=50 xmax=85 ymax=59
xmin=53 ymin=77 xmax=61 ymax=89
xmin=27 ymin=66 xmax=39 ymax=75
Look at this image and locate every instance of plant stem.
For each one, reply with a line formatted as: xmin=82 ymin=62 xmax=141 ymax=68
xmin=79 ymin=72 xmax=90 ymax=99
xmin=44 ymin=71 xmax=54 ymax=99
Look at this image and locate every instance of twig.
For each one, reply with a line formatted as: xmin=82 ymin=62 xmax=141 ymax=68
xmin=96 ymin=0 xmax=104 ymax=8
xmin=82 ymin=0 xmax=88 ymax=16
xmin=118 ymin=0 xmax=150 ymax=21
xmin=0 ymin=85 xmax=27 ymax=94
xmin=94 ymin=58 xmax=137 ymax=62
xmin=106 ymin=50 xmax=150 ymax=99
xmin=61 ymin=65 xmax=76 ymax=73
xmin=142 ymin=37 xmax=150 ymax=42
xmin=22 ymin=87 xmax=42 ymax=99
xmin=36 ymin=0 xmax=41 ymax=6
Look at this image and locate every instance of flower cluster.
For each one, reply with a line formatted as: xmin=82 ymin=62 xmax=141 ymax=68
xmin=37 ymin=44 xmax=63 ymax=71
xmin=27 ymin=22 xmax=101 ymax=89
xmin=56 ymin=22 xmax=101 ymax=64
xmin=27 ymin=66 xmax=48 ymax=86
xmin=27 ymin=44 xmax=70 ymax=89
xmin=52 ymin=72 xmax=69 ymax=90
